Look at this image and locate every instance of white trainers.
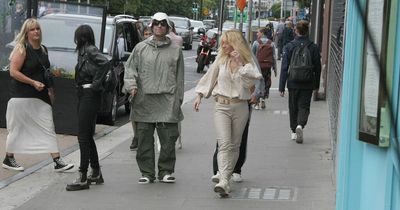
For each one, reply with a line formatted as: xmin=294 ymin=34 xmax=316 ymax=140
xmin=253 ymin=104 xmax=260 ymax=110
xmin=291 ymin=132 xmax=297 ymax=141
xmin=231 ymin=173 xmax=243 ymax=182
xmin=295 ymin=125 xmax=303 ymax=144
xmin=211 ymin=171 xmax=220 ymax=183
xmin=160 ymin=174 xmax=176 ymax=183
xmin=214 ymin=180 xmax=230 ymax=198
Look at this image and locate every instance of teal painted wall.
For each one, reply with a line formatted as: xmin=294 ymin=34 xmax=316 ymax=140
xmin=336 ymin=0 xmax=400 ymax=209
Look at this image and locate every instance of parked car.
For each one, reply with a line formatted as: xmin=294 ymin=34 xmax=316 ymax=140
xmin=190 ymin=19 xmax=206 ymax=40
xmin=139 ymin=16 xmax=152 ymax=27
xmin=203 ymin=19 xmax=216 ymax=30
xmin=38 ymin=14 xmax=140 ymax=129
xmin=169 ymin=16 xmax=194 ymax=50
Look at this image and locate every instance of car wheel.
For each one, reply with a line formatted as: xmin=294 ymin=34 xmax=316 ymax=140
xmin=104 ymin=92 xmax=117 ymax=125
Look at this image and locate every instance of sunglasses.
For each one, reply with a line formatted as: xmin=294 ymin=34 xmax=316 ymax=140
xmin=152 ymin=20 xmax=168 ymax=27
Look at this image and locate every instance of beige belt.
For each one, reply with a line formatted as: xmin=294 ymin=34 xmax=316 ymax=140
xmin=214 ymin=96 xmax=246 ymax=105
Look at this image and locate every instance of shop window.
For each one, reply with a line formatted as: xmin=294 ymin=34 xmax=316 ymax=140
xmin=358 ymin=0 xmax=390 ymax=146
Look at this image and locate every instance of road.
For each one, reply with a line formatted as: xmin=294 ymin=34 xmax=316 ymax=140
xmin=113 ymin=41 xmax=203 ymax=126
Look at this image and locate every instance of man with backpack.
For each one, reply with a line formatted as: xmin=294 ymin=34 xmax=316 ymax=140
xmin=251 ymin=27 xmax=277 ymax=110
xmin=279 ymin=20 xmax=321 ymax=144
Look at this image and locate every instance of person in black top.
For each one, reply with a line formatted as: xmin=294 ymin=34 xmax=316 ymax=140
xmin=3 ymin=18 xmax=73 ymax=172
xmin=279 ymin=20 xmax=321 ymax=144
xmin=280 ymin=21 xmax=295 ymax=50
xmin=66 ymin=25 xmax=110 ymax=191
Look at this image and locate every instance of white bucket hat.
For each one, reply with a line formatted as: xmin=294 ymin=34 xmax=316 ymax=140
xmin=150 ymin=12 xmax=171 ymax=29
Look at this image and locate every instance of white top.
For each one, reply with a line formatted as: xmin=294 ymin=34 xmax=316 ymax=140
xmin=195 ymin=58 xmax=262 ymax=100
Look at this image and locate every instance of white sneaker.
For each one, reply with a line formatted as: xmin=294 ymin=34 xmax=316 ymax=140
xmin=214 ymin=181 xmax=230 ymax=198
xmin=231 ymin=173 xmax=243 ymax=182
xmin=295 ymin=125 xmax=303 ymax=144
xmin=291 ymin=132 xmax=297 ymax=141
xmin=211 ymin=171 xmax=220 ymax=183
xmin=253 ymin=104 xmax=260 ymax=110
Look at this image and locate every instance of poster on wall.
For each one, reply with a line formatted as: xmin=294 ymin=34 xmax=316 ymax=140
xmin=359 ymin=0 xmax=388 ymax=146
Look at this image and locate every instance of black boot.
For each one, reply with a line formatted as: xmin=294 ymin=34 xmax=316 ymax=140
xmin=87 ymin=167 xmax=104 ymax=184
xmin=66 ymin=171 xmax=90 ymax=191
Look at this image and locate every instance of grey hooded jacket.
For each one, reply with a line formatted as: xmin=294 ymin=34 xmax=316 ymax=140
xmin=123 ymin=37 xmax=184 ymax=123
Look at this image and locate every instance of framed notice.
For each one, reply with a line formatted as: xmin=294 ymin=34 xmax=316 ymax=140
xmin=358 ymin=0 xmax=389 ymax=146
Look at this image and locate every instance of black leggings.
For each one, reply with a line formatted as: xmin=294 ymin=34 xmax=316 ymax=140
xmin=77 ymin=88 xmax=101 ymax=173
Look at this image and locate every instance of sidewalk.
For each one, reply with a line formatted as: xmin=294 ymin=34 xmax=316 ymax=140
xmin=0 ymin=87 xmax=335 ymax=210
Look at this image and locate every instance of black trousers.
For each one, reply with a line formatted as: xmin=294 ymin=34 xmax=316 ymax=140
xmin=77 ymin=88 xmax=101 ymax=173
xmin=288 ymin=89 xmax=313 ymax=132
xmin=213 ymin=104 xmax=251 ymax=175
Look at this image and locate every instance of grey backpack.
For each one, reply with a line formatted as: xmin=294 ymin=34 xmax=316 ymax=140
xmin=288 ymin=42 xmax=314 ymax=82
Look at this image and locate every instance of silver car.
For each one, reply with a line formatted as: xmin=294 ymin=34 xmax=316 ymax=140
xmin=169 ymin=16 xmax=194 ymax=50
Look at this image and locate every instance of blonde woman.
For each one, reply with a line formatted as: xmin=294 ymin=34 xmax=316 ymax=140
xmin=3 ymin=18 xmax=73 ymax=172
xmin=194 ymin=29 xmax=262 ymax=197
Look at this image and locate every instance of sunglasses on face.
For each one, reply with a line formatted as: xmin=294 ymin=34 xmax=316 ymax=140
xmin=152 ymin=20 xmax=168 ymax=27
xmin=29 ymin=27 xmax=41 ymax=32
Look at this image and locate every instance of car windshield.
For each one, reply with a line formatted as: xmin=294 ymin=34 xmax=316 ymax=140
xmin=39 ymin=16 xmax=113 ymax=53
xmin=169 ymin=18 xmax=189 ymax=29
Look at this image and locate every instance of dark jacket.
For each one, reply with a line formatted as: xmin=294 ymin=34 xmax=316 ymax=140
xmin=75 ymin=44 xmax=110 ymax=91
xmin=279 ymin=36 xmax=321 ymax=92
xmin=279 ymin=27 xmax=294 ymax=48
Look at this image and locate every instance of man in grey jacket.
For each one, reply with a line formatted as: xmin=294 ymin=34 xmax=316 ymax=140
xmin=124 ymin=12 xmax=184 ymax=184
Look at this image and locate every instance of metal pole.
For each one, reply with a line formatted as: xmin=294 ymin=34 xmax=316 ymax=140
xmin=280 ymin=0 xmax=284 ymax=18
xmin=200 ymin=0 xmax=203 ymax=20
xmin=234 ymin=6 xmax=237 ymax=29
xmin=239 ymin=12 xmax=243 ymax=32
xmin=258 ymin=0 xmax=261 ymax=27
xmin=217 ymin=0 xmax=225 ymax=37
xmin=247 ymin=0 xmax=253 ymax=42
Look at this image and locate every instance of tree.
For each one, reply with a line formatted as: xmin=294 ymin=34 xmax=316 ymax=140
xmin=271 ymin=2 xmax=281 ymax=18
xmin=297 ymin=0 xmax=311 ymax=9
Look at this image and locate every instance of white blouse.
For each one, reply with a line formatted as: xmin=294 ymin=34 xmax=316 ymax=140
xmin=195 ymin=58 xmax=262 ymax=100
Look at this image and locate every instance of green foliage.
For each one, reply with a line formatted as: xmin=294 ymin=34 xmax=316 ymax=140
xmin=271 ymin=2 xmax=281 ymax=18
xmin=297 ymin=0 xmax=311 ymax=9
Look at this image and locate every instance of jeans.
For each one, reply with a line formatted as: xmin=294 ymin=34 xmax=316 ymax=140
xmin=77 ymin=88 xmax=101 ymax=173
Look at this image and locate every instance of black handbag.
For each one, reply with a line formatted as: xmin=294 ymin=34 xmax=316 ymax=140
xmin=30 ymin=44 xmax=54 ymax=87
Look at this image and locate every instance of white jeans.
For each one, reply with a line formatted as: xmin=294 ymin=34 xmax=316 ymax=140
xmin=214 ymin=101 xmax=249 ymax=183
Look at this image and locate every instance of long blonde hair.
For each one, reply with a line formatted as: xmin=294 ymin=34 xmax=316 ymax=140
xmin=216 ymin=29 xmax=253 ymax=66
xmin=9 ymin=18 xmax=43 ymax=59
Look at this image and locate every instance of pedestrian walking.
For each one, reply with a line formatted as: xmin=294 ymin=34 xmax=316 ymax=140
xmin=211 ymin=59 xmax=264 ymax=184
xmin=194 ymin=29 xmax=262 ymax=197
xmin=128 ymin=26 xmax=152 ymax=151
xmin=2 ymin=18 xmax=73 ymax=173
xmin=251 ymin=27 xmax=277 ymax=110
xmin=278 ymin=20 xmax=321 ymax=144
xmin=280 ymin=21 xmax=295 ymax=50
xmin=275 ymin=18 xmax=285 ymax=60
xmin=66 ymin=25 xmax=109 ymax=191
xmin=124 ymin=12 xmax=184 ymax=184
